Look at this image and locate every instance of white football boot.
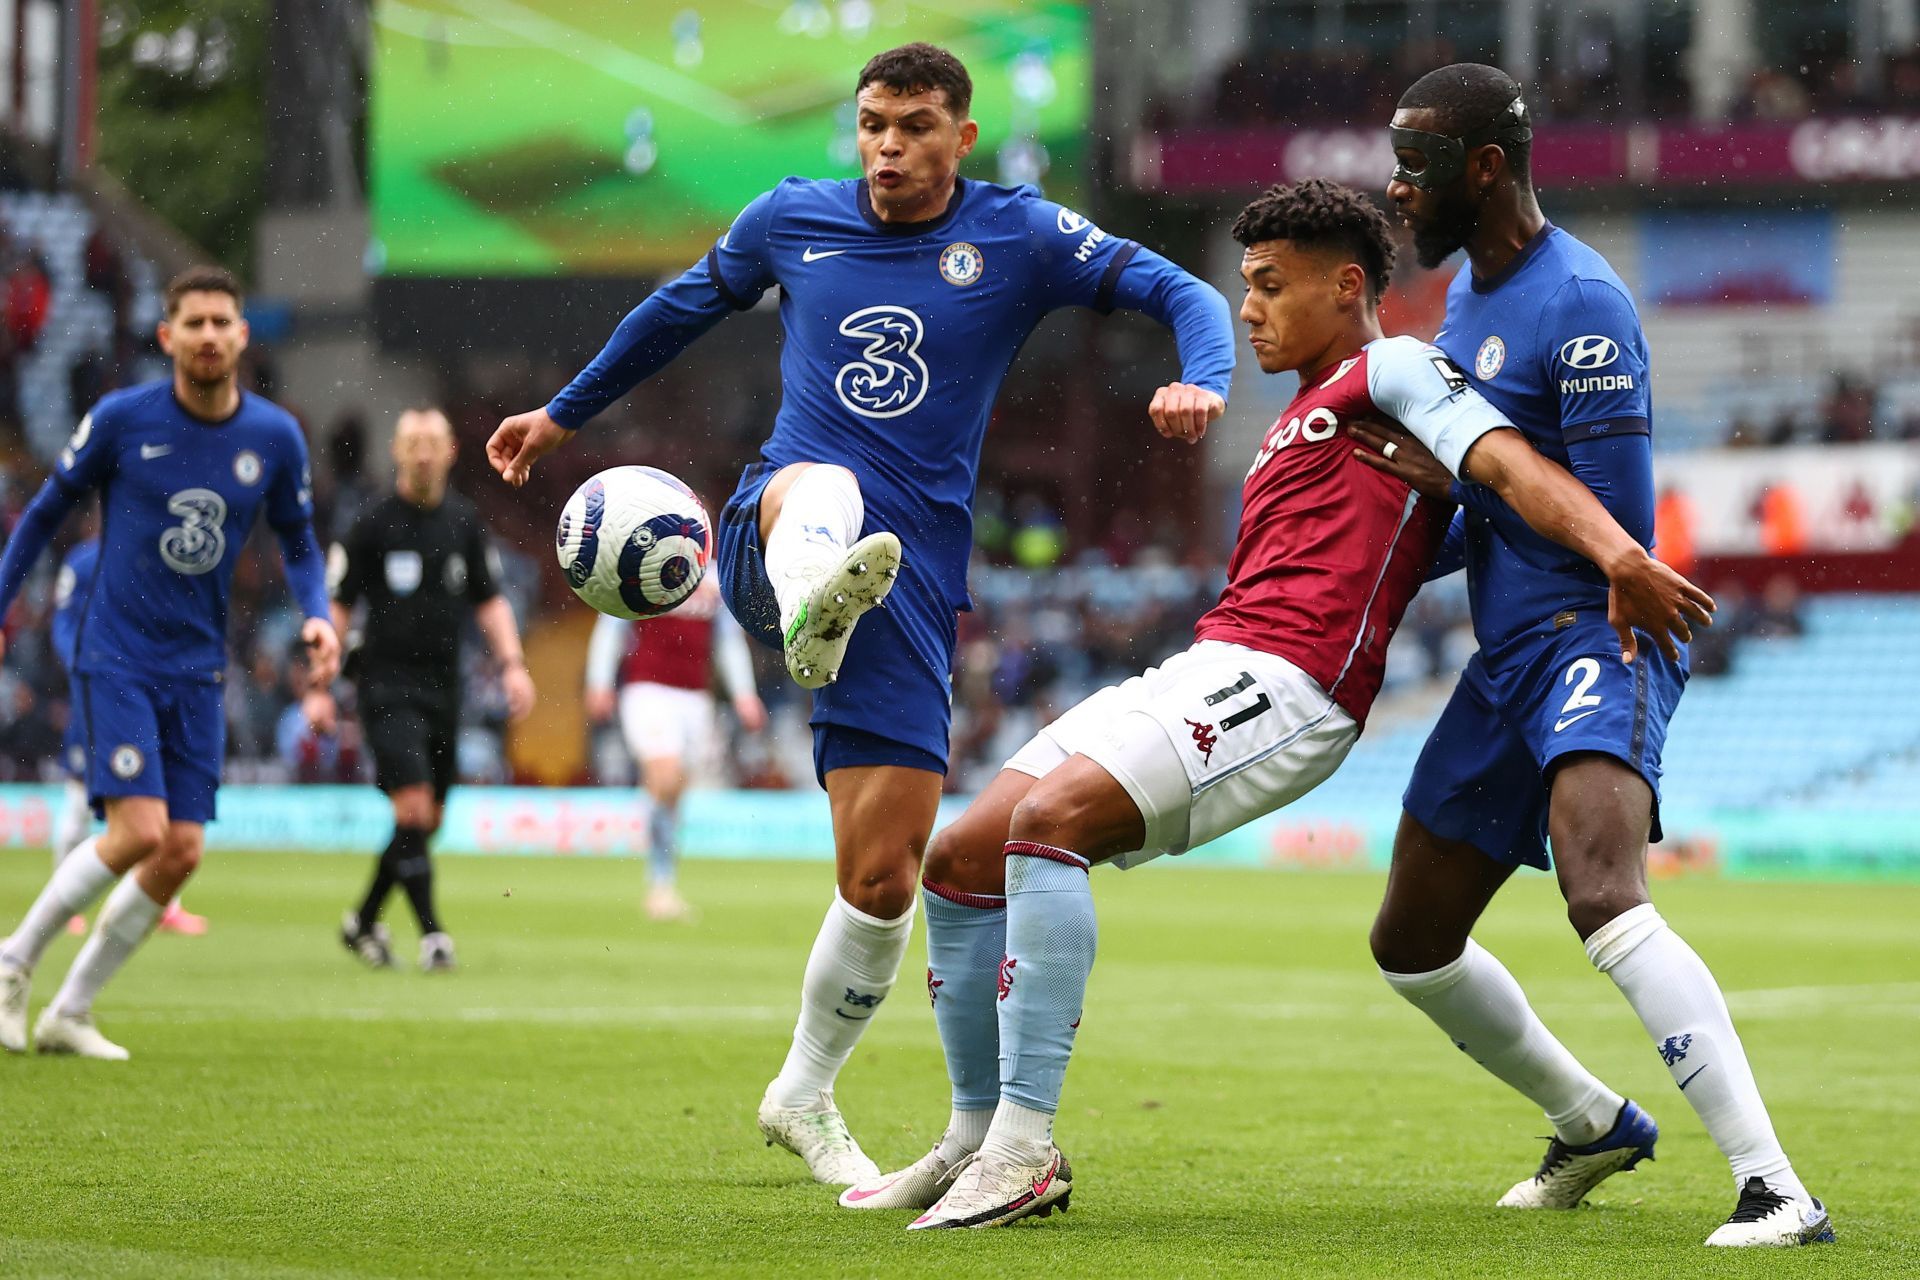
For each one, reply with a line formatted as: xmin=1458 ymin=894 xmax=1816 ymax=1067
xmin=1498 ymin=1099 xmax=1658 ymax=1209
xmin=756 ymin=1087 xmax=881 ymax=1186
xmin=419 ymin=932 xmax=457 ymax=973
xmin=839 ymin=1139 xmax=968 ymax=1210
xmin=779 ymin=533 xmax=901 ymax=689
xmin=33 ymin=1008 xmax=129 ymax=1061
xmin=0 ymin=964 xmax=29 ymax=1053
xmin=1705 ymin=1177 xmax=1835 ymax=1247
xmin=907 ymin=1145 xmax=1072 ymax=1230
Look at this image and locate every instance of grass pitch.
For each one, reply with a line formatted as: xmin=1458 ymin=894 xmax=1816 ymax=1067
xmin=2 ymin=851 xmax=1915 ymax=1278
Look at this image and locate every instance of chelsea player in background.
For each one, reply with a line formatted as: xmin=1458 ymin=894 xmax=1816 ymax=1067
xmin=487 ymin=43 xmax=1235 ymax=1184
xmin=0 ymin=267 xmax=340 ymax=1061
xmin=1357 ymin=65 xmax=1829 ymax=1247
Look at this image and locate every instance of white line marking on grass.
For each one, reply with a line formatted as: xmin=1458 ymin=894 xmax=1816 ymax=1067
xmin=450 ymin=0 xmax=753 ymax=126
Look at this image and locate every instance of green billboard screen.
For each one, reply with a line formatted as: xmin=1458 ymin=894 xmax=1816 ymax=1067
xmin=370 ymin=1 xmax=1090 ymax=277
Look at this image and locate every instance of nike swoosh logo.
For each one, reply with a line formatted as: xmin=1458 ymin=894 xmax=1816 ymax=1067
xmin=1554 ymin=709 xmax=1602 ymax=732
xmin=832 ymin=1009 xmax=872 ymax=1021
xmin=802 ymin=247 xmax=847 ymax=262
xmin=140 ymin=444 xmax=173 ymax=459
xmin=1678 ymin=1064 xmax=1710 ymax=1090
xmin=1030 ymin=1156 xmax=1059 ymax=1199
xmin=841 ymin=1179 xmax=896 ymax=1203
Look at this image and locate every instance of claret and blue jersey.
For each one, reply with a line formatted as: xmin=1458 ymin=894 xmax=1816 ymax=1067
xmin=548 ymin=176 xmax=1235 ymax=769
xmin=1410 ymin=223 xmax=1687 ymax=870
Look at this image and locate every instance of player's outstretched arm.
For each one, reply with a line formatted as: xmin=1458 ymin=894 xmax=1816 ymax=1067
xmin=1452 ymin=429 xmax=1711 ymax=663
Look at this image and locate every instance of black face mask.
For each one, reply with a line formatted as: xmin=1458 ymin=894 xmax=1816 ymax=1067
xmin=1388 ymin=98 xmax=1532 ymax=191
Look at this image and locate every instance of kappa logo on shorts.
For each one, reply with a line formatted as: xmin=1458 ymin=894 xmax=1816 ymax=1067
xmin=997 ymin=954 xmax=1017 ymax=1001
xmin=109 ymin=744 xmax=144 ymax=780
xmin=1185 ymin=718 xmax=1218 ymax=764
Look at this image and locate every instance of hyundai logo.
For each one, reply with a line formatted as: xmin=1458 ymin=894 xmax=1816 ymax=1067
xmin=1559 ymin=335 xmax=1620 ymax=369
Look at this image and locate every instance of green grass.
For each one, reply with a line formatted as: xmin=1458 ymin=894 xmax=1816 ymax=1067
xmin=2 ymin=852 xmax=1915 ymax=1277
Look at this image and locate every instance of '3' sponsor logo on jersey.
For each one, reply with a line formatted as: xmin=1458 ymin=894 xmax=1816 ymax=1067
xmin=158 ymin=488 xmax=228 ymax=575
xmin=835 ymin=305 xmax=928 ymax=419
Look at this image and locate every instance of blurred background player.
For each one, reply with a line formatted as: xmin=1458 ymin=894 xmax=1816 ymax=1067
xmin=485 ymin=42 xmax=1234 ymax=1184
xmin=1365 ymin=63 xmax=1829 ymax=1248
xmin=852 ymin=180 xmax=1710 ymax=1229
xmin=318 ymin=408 xmax=535 ymax=972
xmin=0 ymin=266 xmax=339 ymax=1060
xmin=51 ymin=521 xmax=206 ymax=938
xmin=584 ymin=574 xmax=767 ymax=922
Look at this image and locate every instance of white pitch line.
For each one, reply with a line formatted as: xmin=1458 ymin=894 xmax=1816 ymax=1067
xmin=450 ymin=0 xmax=754 ymax=126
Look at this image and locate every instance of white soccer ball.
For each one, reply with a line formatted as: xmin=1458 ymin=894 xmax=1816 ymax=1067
xmin=555 ymin=466 xmax=713 ymax=620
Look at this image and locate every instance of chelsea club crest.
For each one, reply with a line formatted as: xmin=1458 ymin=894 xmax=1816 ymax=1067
xmin=939 ymin=241 xmax=983 ymax=287
xmin=1475 ymin=335 xmax=1506 ymax=381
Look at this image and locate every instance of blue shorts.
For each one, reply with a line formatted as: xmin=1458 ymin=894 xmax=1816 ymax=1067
xmin=718 ymin=462 xmax=953 ymax=784
xmin=1403 ymin=618 xmax=1687 ymax=870
xmin=72 ymin=670 xmax=226 ymax=824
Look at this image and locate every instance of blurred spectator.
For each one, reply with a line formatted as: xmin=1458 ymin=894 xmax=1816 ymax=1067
xmin=1689 ymin=580 xmax=1749 ymax=677
xmin=1755 ymin=483 xmax=1809 ymax=556
xmin=1655 ymin=484 xmax=1699 ymax=580
xmin=1750 ymin=574 xmax=1808 ymax=640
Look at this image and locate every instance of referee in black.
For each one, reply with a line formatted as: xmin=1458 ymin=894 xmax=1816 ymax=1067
xmin=311 ymin=408 xmax=536 ymax=971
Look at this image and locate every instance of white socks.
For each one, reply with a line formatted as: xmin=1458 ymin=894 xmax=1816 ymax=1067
xmin=938 ymin=1107 xmax=995 ymax=1164
xmin=766 ymin=891 xmax=915 ymax=1111
xmin=763 ymin=466 xmax=863 ymax=623
xmin=979 ymin=1099 xmax=1055 ymax=1165
xmin=0 ymin=837 xmax=116 ymax=974
xmin=54 ymin=780 xmax=92 ymax=863
xmin=50 ymin=873 xmax=163 ymax=1019
xmin=1587 ymin=903 xmax=1806 ymax=1199
xmin=1383 ymin=940 xmax=1624 ymax=1145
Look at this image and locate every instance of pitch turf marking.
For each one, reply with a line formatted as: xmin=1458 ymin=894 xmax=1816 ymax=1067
xmin=91 ymin=982 xmax=1920 ymax=1029
xmin=448 ymin=0 xmax=755 ymax=125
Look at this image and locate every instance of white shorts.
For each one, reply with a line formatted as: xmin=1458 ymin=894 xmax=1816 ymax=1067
xmin=619 ymin=683 xmax=717 ymax=769
xmin=1003 ymin=640 xmax=1358 ymax=868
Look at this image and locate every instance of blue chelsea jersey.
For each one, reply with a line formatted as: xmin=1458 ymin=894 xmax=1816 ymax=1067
xmin=548 ymin=176 xmax=1234 ymax=608
xmin=1435 ymin=224 xmax=1656 ymax=665
xmin=53 ymin=382 xmax=316 ymax=682
xmin=50 ymin=536 xmax=100 ymax=671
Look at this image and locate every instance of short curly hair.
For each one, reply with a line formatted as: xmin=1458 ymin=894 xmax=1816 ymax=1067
xmin=857 ymin=43 xmax=972 ymax=118
xmin=1230 ymin=179 xmax=1399 ymax=305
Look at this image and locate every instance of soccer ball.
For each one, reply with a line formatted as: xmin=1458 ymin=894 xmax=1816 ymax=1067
xmin=555 ymin=466 xmax=712 ymax=620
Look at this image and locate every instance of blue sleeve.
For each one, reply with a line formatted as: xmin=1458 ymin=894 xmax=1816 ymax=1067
xmin=1025 ymin=196 xmax=1234 ymax=398
xmin=55 ymin=404 xmax=119 ymax=492
xmin=276 ymin=522 xmax=331 ymax=622
xmin=1543 ymin=277 xmax=1651 ymax=445
xmin=1564 ymin=431 xmax=1655 ymax=549
xmin=1107 ymin=245 xmax=1236 ymax=399
xmin=0 ymin=477 xmax=83 ymax=618
xmin=1448 ymin=478 xmax=1508 ymax=521
xmin=1425 ymin=508 xmax=1467 ymax=581
xmin=265 ymin=423 xmax=316 ymax=534
xmin=546 ymin=187 xmax=781 ymax=430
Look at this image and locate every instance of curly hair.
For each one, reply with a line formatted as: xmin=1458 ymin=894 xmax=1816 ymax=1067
xmin=1230 ymin=179 xmax=1398 ymax=305
xmin=856 ymin=43 xmax=972 ymax=118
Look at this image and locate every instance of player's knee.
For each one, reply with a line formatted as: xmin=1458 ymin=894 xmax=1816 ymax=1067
xmin=115 ymin=811 xmax=168 ymax=861
xmin=840 ymin=858 xmax=917 ymax=919
xmin=1008 ymin=785 xmax=1083 ymax=850
xmin=922 ymin=824 xmax=1004 ymax=897
xmin=1563 ymin=884 xmax=1648 ymax=942
xmin=155 ymin=834 xmax=203 ymax=881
